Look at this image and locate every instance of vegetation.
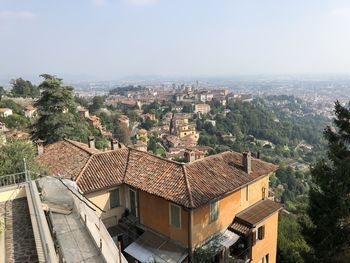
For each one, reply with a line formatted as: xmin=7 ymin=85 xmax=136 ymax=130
xmin=31 ymin=74 xmax=91 ymax=144
xmin=114 ymin=123 xmax=131 ymax=145
xmin=0 ymin=139 xmax=42 ymax=177
xmin=10 ymin=78 xmax=40 ymax=98
xmin=277 ymin=212 xmax=311 ymax=263
xmin=306 ymin=101 xmax=350 ymax=262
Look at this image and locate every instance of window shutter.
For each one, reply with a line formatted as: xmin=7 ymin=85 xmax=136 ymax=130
xmin=261 ymin=225 xmax=265 ymax=239
xmin=252 ymin=231 xmax=256 ymax=246
xmin=110 ymin=188 xmax=120 ymax=208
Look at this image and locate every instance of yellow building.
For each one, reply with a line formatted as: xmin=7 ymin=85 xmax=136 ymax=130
xmin=38 ymin=139 xmax=282 ymax=263
xmin=178 ymin=124 xmax=199 ymax=141
xmin=194 ymin=103 xmax=211 ymax=114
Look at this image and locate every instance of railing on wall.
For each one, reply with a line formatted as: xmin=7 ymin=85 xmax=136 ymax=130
xmin=62 ymin=179 xmax=128 ymax=263
xmin=0 ymin=172 xmax=26 ymax=187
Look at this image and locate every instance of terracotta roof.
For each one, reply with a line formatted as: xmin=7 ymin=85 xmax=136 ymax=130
xmin=0 ymin=108 xmax=11 ymax=112
xmin=37 ymin=139 xmax=278 ymax=208
xmin=76 ymin=149 xmax=129 ymax=193
xmin=36 ymin=139 xmax=101 ymax=179
xmin=235 ymin=199 xmax=282 ymax=227
xmin=24 ymin=105 xmax=35 ymax=111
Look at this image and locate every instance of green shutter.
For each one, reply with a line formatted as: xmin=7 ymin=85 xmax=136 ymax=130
xmin=170 ymin=204 xmax=180 ymax=228
xmin=110 ymin=188 xmax=120 ymax=208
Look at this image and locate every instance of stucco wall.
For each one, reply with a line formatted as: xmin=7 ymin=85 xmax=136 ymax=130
xmin=86 ymin=185 xmax=125 ymax=228
xmin=138 ymin=190 xmax=189 ymax=247
xmin=192 ymin=175 xmax=269 ymax=247
xmin=251 ymin=212 xmax=279 ymax=263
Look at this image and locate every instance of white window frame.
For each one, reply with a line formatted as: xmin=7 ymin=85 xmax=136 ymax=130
xmin=169 ymin=203 xmax=181 ymax=229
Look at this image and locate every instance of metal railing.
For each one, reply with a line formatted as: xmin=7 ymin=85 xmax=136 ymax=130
xmin=0 ymin=172 xmax=26 ymax=187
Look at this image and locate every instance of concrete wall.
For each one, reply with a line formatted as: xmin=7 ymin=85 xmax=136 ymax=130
xmin=192 ymin=175 xmax=269 ymax=248
xmin=251 ymin=212 xmax=279 ymax=263
xmin=138 ymin=190 xmax=189 ymax=247
xmin=0 ymin=185 xmax=26 ymax=202
xmin=86 ymin=185 xmax=126 ymax=228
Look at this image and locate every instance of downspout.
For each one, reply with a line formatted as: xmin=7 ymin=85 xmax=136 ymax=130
xmin=188 ymin=209 xmax=193 ymax=263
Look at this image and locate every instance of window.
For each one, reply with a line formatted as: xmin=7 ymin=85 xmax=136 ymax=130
xmin=109 ymin=188 xmax=120 ymax=209
xmin=245 ymin=185 xmax=249 ymax=201
xmin=262 ymin=187 xmax=266 ymax=200
xmin=256 ymin=225 xmax=265 ymax=241
xmin=259 ymin=254 xmax=269 ymax=263
xmin=210 ymin=200 xmax=219 ymax=223
xmin=169 ymin=203 xmax=181 ymax=228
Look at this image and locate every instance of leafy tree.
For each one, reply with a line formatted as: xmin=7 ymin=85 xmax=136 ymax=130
xmin=1 ymin=114 xmax=29 ymax=129
xmin=31 ymin=74 xmax=90 ymax=144
xmin=277 ymin=213 xmax=310 ymax=263
xmin=114 ymin=123 xmax=131 ymax=145
xmin=10 ymin=78 xmax=40 ymax=98
xmin=182 ymin=104 xmax=193 ymax=113
xmin=0 ymin=139 xmax=42 ymax=177
xmin=140 ymin=117 xmax=156 ymax=130
xmin=147 ymin=136 xmax=157 ymax=153
xmin=0 ymin=86 xmax=5 ymax=101
xmin=307 ymin=101 xmax=350 ymax=262
xmin=89 ymin=96 xmax=104 ymax=113
xmin=0 ymin=99 xmax=23 ymax=114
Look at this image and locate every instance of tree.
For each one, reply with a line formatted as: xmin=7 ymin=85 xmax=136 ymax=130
xmin=1 ymin=114 xmax=29 ymax=129
xmin=89 ymin=96 xmax=104 ymax=113
xmin=0 ymin=139 xmax=42 ymax=177
xmin=277 ymin=213 xmax=310 ymax=263
xmin=114 ymin=123 xmax=131 ymax=145
xmin=31 ymin=74 xmax=90 ymax=144
xmin=0 ymin=86 xmax=5 ymax=101
xmin=307 ymin=101 xmax=350 ymax=262
xmin=147 ymin=137 xmax=157 ymax=153
xmin=10 ymin=78 xmax=40 ymax=98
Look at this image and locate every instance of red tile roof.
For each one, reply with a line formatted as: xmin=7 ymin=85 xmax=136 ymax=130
xmin=37 ymin=139 xmax=278 ymax=208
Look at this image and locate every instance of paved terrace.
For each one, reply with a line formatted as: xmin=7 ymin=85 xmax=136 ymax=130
xmin=0 ymin=197 xmax=38 ymax=263
xmin=40 ymin=177 xmax=104 ymax=263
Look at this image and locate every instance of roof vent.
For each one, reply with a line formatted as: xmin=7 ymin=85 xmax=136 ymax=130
xmin=242 ymin=151 xmax=252 ymax=174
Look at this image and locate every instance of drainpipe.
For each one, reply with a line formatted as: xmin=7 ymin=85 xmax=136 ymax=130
xmin=188 ymin=209 xmax=193 ymax=263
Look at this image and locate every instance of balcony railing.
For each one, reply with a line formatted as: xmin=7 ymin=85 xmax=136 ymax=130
xmin=0 ymin=172 xmax=27 ymax=187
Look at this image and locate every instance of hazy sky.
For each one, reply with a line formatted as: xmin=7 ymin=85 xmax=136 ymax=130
xmin=1 ymin=0 xmax=350 ymax=79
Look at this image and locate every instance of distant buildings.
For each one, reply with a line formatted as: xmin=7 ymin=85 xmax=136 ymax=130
xmin=0 ymin=108 xmax=13 ymax=118
xmin=23 ymin=105 xmax=37 ymax=118
xmin=194 ymin=103 xmax=211 ymax=114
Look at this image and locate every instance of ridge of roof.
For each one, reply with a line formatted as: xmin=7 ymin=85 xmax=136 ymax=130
xmin=127 ymin=147 xmax=184 ymax=166
xmin=182 ymin=165 xmax=194 ymax=208
xmin=64 ymin=138 xmax=101 ymax=155
xmin=75 ymin=155 xmax=94 ymax=182
xmin=122 ymin=148 xmax=132 ymax=182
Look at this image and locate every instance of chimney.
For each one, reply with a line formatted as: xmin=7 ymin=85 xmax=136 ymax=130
xmin=257 ymin=151 xmax=261 ymax=159
xmin=184 ymin=150 xmax=196 ymax=163
xmin=110 ymin=138 xmax=119 ymax=150
xmin=36 ymin=139 xmax=44 ymax=156
xmin=242 ymin=151 xmax=252 ymax=174
xmin=88 ymin=136 xmax=95 ymax=149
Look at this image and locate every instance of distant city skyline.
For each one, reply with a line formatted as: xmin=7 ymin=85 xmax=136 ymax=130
xmin=2 ymin=0 xmax=350 ymax=80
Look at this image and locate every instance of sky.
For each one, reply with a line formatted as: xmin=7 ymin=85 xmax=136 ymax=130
xmin=1 ymin=0 xmax=350 ymax=80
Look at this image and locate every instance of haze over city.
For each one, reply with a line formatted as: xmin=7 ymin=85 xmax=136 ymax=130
xmin=2 ymin=0 xmax=350 ymax=80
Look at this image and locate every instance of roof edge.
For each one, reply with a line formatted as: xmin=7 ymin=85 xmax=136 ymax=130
xmin=182 ymin=165 xmax=194 ymax=208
